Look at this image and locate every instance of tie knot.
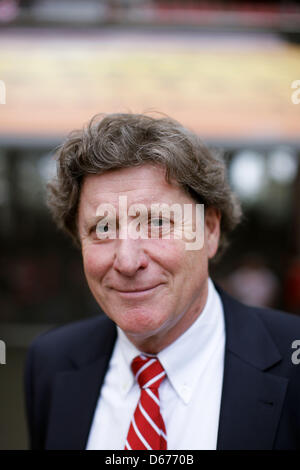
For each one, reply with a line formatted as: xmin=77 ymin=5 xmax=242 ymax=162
xmin=131 ymin=354 xmax=166 ymax=390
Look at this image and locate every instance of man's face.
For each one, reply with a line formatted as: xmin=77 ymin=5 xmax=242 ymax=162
xmin=78 ymin=164 xmax=220 ymax=353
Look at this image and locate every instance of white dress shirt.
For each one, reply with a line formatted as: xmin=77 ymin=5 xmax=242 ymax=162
xmin=86 ymin=277 xmax=225 ymax=450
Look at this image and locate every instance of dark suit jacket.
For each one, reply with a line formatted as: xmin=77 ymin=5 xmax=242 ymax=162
xmin=24 ymin=285 xmax=300 ymax=450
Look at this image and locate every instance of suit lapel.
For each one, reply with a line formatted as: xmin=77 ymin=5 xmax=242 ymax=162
xmin=45 ymin=317 xmax=117 ymax=450
xmin=216 ymin=287 xmax=289 ymax=450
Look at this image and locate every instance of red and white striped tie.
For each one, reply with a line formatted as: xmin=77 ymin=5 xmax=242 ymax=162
xmin=125 ymin=354 xmax=167 ymax=450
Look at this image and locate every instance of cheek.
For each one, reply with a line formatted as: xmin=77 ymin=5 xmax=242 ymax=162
xmin=186 ymin=249 xmax=209 ymax=282
xmin=82 ymin=244 xmax=112 ymax=280
xmin=150 ymin=239 xmax=186 ymax=272
xmin=164 ymin=239 xmax=208 ymax=283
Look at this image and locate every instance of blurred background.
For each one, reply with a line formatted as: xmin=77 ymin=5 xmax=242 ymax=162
xmin=0 ymin=0 xmax=300 ymax=450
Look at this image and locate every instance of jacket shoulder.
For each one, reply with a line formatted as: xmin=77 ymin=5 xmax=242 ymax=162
xmin=218 ymin=284 xmax=300 ymax=362
xmin=255 ymin=306 xmax=300 ymax=353
xmin=27 ymin=314 xmax=116 ymax=371
xmin=218 ymin=284 xmax=300 ymax=337
xmin=24 ymin=314 xmax=116 ymax=449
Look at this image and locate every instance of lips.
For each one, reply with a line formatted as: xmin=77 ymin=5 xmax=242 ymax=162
xmin=110 ymin=284 xmax=161 ymax=300
xmin=114 ymin=285 xmax=159 ymax=293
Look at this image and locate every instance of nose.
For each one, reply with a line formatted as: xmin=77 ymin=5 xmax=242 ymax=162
xmin=112 ymin=238 xmax=149 ymax=277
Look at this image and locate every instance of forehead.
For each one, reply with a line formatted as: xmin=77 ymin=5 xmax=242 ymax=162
xmin=78 ymin=164 xmax=192 ymax=210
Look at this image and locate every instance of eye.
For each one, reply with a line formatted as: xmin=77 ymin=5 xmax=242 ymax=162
xmin=150 ymin=217 xmax=165 ymax=227
xmin=95 ymin=221 xmax=111 ymax=238
xmin=98 ymin=222 xmax=109 ymax=232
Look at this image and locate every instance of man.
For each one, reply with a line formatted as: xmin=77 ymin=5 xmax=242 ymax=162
xmin=24 ymin=113 xmax=300 ymax=450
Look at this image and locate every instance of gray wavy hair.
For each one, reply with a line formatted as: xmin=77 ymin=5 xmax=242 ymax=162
xmin=47 ymin=112 xmax=242 ymax=259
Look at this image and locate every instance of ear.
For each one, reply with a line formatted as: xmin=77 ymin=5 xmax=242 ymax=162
xmin=205 ymin=207 xmax=221 ymax=259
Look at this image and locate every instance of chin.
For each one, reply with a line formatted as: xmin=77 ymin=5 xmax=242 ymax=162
xmin=115 ymin=307 xmax=169 ymax=338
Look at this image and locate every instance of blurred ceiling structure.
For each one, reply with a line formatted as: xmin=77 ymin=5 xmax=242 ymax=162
xmin=0 ymin=28 xmax=299 ymax=147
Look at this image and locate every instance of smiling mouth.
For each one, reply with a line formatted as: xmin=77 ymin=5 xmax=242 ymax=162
xmin=114 ymin=285 xmax=161 ymax=296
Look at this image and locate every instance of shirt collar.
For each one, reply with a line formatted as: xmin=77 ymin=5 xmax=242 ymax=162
xmin=116 ymin=278 xmax=224 ymax=404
